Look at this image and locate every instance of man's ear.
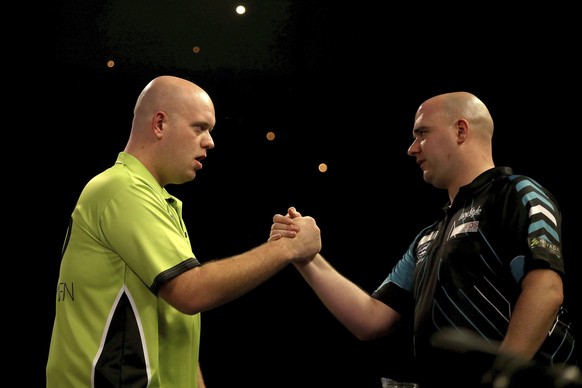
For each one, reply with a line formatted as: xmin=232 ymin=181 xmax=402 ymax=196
xmin=456 ymin=119 xmax=469 ymax=144
xmin=153 ymin=111 xmax=166 ymax=139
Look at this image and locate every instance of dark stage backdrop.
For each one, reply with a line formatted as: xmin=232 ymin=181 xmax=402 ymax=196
xmin=23 ymin=2 xmax=580 ymax=387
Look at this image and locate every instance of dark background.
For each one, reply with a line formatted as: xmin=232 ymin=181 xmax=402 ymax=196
xmin=23 ymin=1 xmax=580 ymax=387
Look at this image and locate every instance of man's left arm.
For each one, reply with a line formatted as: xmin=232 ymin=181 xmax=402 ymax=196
xmin=500 ymin=268 xmax=564 ymax=360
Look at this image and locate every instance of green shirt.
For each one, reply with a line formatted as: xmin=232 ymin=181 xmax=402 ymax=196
xmin=47 ymin=152 xmax=202 ymax=387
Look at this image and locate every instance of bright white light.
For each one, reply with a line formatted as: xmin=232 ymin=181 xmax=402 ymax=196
xmin=236 ymin=5 xmax=246 ymax=15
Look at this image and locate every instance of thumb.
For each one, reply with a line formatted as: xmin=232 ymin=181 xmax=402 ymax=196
xmin=288 ymin=206 xmax=302 ymax=218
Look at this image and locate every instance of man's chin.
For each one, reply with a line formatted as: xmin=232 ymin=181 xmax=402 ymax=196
xmin=174 ymin=171 xmax=197 ymax=185
xmin=422 ymin=171 xmax=432 ymax=184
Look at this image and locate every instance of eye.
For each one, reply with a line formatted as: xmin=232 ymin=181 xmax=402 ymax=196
xmin=412 ymin=130 xmax=426 ymax=141
xmin=417 ymin=130 xmax=429 ymax=139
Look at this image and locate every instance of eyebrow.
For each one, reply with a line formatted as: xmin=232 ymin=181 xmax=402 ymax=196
xmin=192 ymin=121 xmax=214 ymax=132
xmin=412 ymin=126 xmax=428 ymax=135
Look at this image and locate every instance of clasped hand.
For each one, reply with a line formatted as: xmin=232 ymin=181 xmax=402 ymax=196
xmin=270 ymin=207 xmax=321 ymax=262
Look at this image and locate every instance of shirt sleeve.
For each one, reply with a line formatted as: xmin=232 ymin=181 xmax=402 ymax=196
xmin=99 ymin=181 xmax=199 ymax=290
xmin=371 ymin=237 xmax=418 ymax=316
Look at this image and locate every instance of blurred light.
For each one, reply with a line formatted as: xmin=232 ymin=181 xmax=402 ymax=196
xmin=318 ymin=163 xmax=328 ymax=173
xmin=266 ymin=131 xmax=275 ymax=141
xmin=192 ymin=46 xmax=201 ymax=54
xmin=236 ymin=5 xmax=246 ymax=15
xmin=106 ymin=60 xmax=115 ymax=68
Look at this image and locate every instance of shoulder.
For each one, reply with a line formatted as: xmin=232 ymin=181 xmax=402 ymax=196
xmin=81 ymin=164 xmax=132 ymax=199
xmin=80 ymin=163 xmax=162 ymax=211
xmin=504 ymin=174 xmax=558 ymax=204
xmin=490 ymin=173 xmax=561 ymax=222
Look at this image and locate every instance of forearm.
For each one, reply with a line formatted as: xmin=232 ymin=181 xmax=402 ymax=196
xmin=162 ymin=240 xmax=295 ymax=314
xmin=295 ymin=253 xmax=399 ymax=340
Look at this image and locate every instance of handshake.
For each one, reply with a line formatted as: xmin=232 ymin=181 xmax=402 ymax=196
xmin=269 ymin=207 xmax=321 ymax=264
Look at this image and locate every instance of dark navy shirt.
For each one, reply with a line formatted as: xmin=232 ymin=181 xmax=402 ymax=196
xmin=372 ymin=167 xmax=577 ymax=376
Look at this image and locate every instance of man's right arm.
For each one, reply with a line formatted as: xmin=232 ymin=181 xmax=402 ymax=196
xmin=159 ymin=214 xmax=321 ymax=314
xmin=293 ymin=253 xmax=401 ymax=341
xmin=270 ymin=207 xmax=401 ymax=340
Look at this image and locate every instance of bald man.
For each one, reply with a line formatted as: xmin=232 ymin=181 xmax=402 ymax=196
xmin=271 ymin=92 xmax=578 ymax=387
xmin=46 ymin=76 xmax=322 ymax=388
